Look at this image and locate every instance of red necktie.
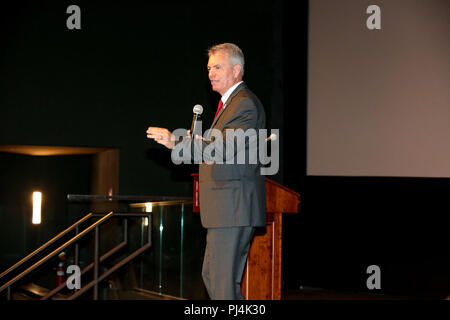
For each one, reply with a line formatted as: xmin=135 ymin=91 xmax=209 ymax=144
xmin=213 ymin=100 xmax=223 ymax=121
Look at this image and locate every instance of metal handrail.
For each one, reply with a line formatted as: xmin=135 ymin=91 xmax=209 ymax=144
xmin=67 ymin=194 xmax=192 ymax=203
xmin=42 ymin=218 xmax=129 ymax=300
xmin=42 ymin=240 xmax=128 ymax=300
xmin=1 ymin=194 xmax=192 ymax=300
xmin=1 ymin=211 xmax=154 ymax=300
xmin=0 ymin=212 xmax=114 ymax=297
xmin=68 ymin=236 xmax=151 ymax=300
xmin=65 ymin=212 xmax=152 ymax=300
xmin=0 ymin=212 xmax=93 ymax=282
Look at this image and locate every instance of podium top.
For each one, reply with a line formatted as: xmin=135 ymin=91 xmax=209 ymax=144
xmin=265 ymin=178 xmax=300 ymax=213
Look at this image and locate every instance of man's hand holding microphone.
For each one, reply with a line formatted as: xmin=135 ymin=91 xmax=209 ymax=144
xmin=147 ymin=104 xmax=204 ymax=149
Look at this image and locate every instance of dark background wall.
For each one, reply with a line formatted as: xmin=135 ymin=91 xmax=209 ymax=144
xmin=0 ymin=0 xmax=448 ymax=298
xmin=0 ymin=0 xmax=276 ymax=197
xmin=0 ymin=153 xmax=91 ymax=265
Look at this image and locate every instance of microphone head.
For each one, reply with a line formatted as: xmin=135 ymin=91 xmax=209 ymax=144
xmin=265 ymin=133 xmax=278 ymax=142
xmin=193 ymin=104 xmax=203 ymax=115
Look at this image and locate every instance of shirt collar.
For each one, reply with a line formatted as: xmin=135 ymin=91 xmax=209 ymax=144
xmin=220 ymin=81 xmax=243 ymax=107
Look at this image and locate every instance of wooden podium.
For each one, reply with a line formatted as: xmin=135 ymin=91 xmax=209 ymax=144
xmin=191 ymin=174 xmax=300 ymax=300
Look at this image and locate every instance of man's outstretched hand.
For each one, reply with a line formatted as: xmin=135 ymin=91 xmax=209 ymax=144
xmin=146 ymin=127 xmax=175 ymax=149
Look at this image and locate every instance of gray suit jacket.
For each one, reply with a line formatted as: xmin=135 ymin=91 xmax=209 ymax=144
xmin=198 ymin=82 xmax=266 ymax=228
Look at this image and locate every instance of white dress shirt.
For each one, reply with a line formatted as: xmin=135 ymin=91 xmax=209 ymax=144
xmin=220 ymin=81 xmax=243 ymax=109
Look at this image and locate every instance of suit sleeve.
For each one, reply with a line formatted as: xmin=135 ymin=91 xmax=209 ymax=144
xmin=171 ymin=95 xmax=261 ymax=165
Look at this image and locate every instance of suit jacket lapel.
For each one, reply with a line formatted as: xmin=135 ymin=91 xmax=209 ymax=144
xmin=210 ymin=82 xmax=247 ymax=129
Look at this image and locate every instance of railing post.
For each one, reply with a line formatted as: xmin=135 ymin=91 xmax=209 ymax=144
xmin=158 ymin=206 xmax=163 ymax=294
xmin=94 ymin=226 xmax=99 ymax=300
xmin=123 ymin=218 xmax=128 ymax=245
xmin=180 ymin=203 xmax=184 ymax=298
xmin=140 ymin=217 xmax=144 ymax=288
xmin=147 ymin=215 xmax=151 ymax=244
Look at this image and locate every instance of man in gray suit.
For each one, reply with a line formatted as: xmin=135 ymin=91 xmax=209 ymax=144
xmin=147 ymin=43 xmax=266 ymax=300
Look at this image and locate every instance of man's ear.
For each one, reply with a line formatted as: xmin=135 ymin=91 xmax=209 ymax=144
xmin=233 ymin=64 xmax=242 ymax=79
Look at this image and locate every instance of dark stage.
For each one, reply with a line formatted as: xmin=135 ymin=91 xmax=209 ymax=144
xmin=0 ymin=0 xmax=448 ymax=302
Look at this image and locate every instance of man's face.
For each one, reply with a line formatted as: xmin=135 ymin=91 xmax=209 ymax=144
xmin=207 ymin=51 xmax=241 ymax=96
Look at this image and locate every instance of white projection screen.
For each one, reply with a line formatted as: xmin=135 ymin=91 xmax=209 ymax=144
xmin=307 ymin=0 xmax=450 ymax=177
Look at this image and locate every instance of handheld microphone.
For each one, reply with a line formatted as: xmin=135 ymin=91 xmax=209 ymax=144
xmin=190 ymin=104 xmax=203 ymax=138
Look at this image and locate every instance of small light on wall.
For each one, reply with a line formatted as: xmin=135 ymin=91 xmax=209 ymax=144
xmin=143 ymin=202 xmax=152 ymax=226
xmin=32 ymin=191 xmax=42 ymax=224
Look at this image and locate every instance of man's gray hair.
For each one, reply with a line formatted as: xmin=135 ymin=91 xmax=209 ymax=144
xmin=208 ymin=43 xmax=245 ymax=77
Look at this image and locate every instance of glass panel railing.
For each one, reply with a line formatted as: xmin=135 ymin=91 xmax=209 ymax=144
xmin=66 ymin=195 xmax=208 ymax=300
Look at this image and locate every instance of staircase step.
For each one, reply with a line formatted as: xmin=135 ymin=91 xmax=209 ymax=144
xmin=19 ymin=282 xmax=67 ymax=300
xmin=108 ymin=288 xmax=185 ymax=300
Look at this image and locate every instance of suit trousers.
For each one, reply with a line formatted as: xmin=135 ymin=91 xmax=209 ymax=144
xmin=202 ymin=226 xmax=255 ymax=300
